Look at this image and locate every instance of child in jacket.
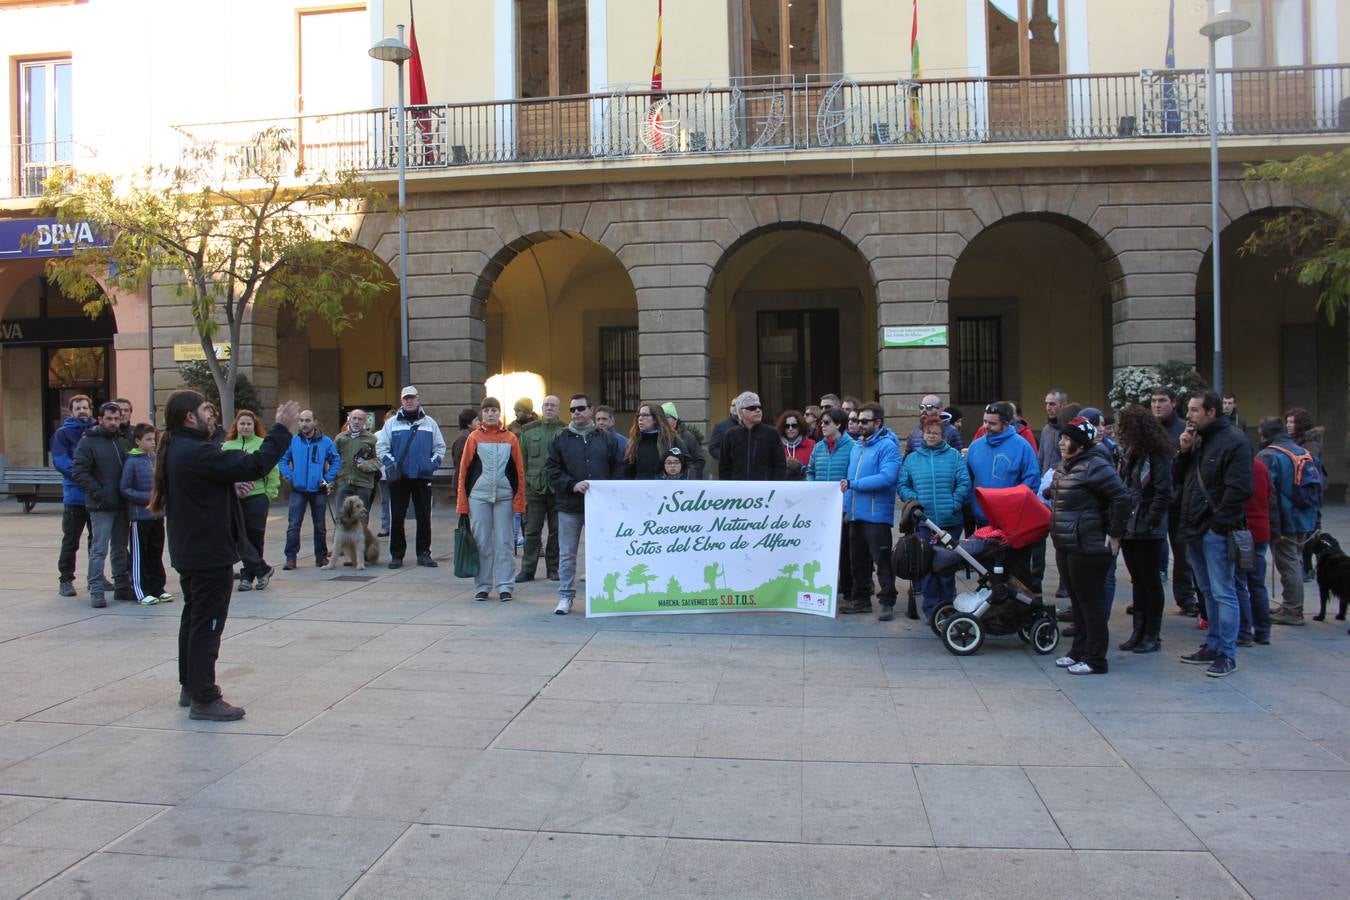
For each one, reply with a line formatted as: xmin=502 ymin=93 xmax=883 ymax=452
xmin=119 ymin=424 xmax=173 ymax=605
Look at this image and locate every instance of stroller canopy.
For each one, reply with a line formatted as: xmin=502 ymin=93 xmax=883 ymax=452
xmin=973 ymin=485 xmax=1051 ymax=550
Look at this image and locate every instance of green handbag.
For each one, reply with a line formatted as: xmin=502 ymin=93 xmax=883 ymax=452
xmin=453 ymin=513 xmax=480 ymax=578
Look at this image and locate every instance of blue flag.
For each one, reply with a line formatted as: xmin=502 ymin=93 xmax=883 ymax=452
xmin=1163 ymin=0 xmax=1180 ymax=133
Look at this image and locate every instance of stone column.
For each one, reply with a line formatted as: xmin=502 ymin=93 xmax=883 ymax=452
xmin=634 ymin=275 xmax=711 ymax=436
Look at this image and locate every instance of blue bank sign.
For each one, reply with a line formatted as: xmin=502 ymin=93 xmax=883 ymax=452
xmin=0 ymin=218 xmax=111 ymax=260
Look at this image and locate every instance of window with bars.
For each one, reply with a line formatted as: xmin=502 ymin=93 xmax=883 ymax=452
xmin=955 ymin=317 xmax=1002 ymax=405
xmin=598 ymin=326 xmax=639 ymax=413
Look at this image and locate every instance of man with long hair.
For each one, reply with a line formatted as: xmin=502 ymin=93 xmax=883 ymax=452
xmin=152 ymin=390 xmax=300 ymax=721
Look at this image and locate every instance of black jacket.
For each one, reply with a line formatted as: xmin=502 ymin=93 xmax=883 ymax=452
xmin=1173 ymin=416 xmax=1253 ymax=542
xmin=706 ymin=415 xmax=739 ymax=463
xmin=1120 ymin=447 xmax=1173 ymax=540
xmin=72 ymin=427 xmax=130 ymax=511
xmin=162 ymin=423 xmax=290 ymax=571
xmin=1050 ymin=450 xmax=1131 ymax=554
xmin=546 ymin=426 xmax=623 ymax=516
xmin=719 ymin=423 xmax=787 ymax=481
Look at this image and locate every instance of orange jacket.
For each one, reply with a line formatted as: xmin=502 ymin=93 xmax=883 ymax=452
xmin=456 ymin=424 xmax=526 ymax=514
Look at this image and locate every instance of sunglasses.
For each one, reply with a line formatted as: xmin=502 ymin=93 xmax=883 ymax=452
xmin=742 ymin=405 xmax=762 ymax=412
xmin=784 ymin=421 xmax=799 ymax=428
xmin=858 ymin=417 xmax=876 ymax=424
xmin=847 ymin=416 xmax=859 ymax=423
xmin=919 ymin=403 xmax=941 ymax=411
xmin=569 ymin=405 xmax=589 ymax=412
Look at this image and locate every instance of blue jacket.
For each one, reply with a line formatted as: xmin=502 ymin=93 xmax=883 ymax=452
xmin=50 ymin=416 xmax=93 ymax=505
xmin=806 ymin=433 xmax=854 ymax=484
xmin=120 ymin=450 xmax=162 ymax=521
xmin=898 ymin=442 xmax=971 ymax=529
xmin=965 ymin=426 xmax=1040 ymax=523
xmin=376 ymin=407 xmax=447 ymax=482
xmin=845 ymin=427 xmax=901 ymax=525
xmin=1259 ymin=435 xmax=1319 ymax=535
xmin=279 ymin=432 xmax=340 ymax=493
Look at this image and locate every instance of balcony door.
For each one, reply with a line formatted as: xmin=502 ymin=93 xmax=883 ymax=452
xmin=756 ymin=309 xmax=840 ymax=420
xmin=985 ymin=0 xmax=1066 ymax=140
xmin=1230 ymin=0 xmax=1313 ymax=132
xmin=516 ymin=0 xmax=590 ymax=158
xmin=18 ymin=59 xmax=72 ymax=197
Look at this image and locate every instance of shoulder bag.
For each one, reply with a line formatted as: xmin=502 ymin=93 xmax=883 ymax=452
xmin=1193 ymin=461 xmax=1255 ymax=572
xmin=385 ymin=422 xmax=420 ymax=482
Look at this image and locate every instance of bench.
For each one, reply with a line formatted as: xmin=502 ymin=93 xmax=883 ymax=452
xmin=1 ymin=467 xmax=66 ymax=513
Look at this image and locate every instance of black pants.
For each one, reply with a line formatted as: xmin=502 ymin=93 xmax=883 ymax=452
xmin=388 ymin=478 xmax=432 ymax=560
xmin=1058 ymin=550 xmax=1112 ymax=672
xmin=237 ymin=494 xmax=271 ymax=578
xmin=1167 ymin=517 xmax=1197 ymax=608
xmin=58 ymin=504 xmax=93 ymax=583
xmin=176 ymin=567 xmax=234 ymax=704
xmin=849 ymin=521 xmax=896 ymax=606
xmin=837 ymin=521 xmax=853 ymax=601
xmin=1026 ymin=537 xmax=1047 ymax=599
xmin=521 ymin=488 xmax=559 ymax=577
xmin=1122 ymin=537 xmax=1166 ymax=640
xmin=129 ymin=519 xmax=167 ymax=599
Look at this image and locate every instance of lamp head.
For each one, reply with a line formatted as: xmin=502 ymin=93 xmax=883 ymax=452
xmin=369 ymin=37 xmax=413 ymax=63
xmin=1199 ymin=10 xmax=1251 ymax=40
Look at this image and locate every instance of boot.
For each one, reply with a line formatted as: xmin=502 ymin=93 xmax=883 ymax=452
xmin=1118 ymin=610 xmax=1145 ymax=651
xmin=1133 ymin=607 xmax=1162 ymax=653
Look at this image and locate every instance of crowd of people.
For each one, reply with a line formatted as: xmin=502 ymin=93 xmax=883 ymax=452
xmin=47 ymin=378 xmax=1331 ymax=717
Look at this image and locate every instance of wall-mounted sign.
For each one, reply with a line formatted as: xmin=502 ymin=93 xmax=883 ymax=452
xmin=0 ymin=315 xmax=115 ymax=347
xmin=173 ymin=342 xmax=232 ymax=361
xmin=883 ymin=326 xmax=948 ymax=348
xmin=0 ymin=218 xmax=112 ymax=260
xmin=367 ymin=370 xmax=384 ymax=389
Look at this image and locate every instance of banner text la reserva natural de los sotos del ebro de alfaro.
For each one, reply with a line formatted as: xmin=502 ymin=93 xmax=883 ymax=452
xmin=583 ymin=481 xmax=843 ymax=617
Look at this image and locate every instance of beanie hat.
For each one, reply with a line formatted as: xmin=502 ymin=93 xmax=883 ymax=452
xmin=514 ymin=397 xmax=534 ymax=413
xmin=1061 ymin=415 xmax=1098 ymax=449
xmin=1079 ymin=407 xmax=1104 ymax=427
xmin=661 ymin=402 xmax=679 ymax=420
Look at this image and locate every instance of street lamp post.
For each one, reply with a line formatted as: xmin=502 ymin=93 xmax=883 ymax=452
xmin=1199 ymin=9 xmax=1250 ymax=396
xmin=369 ymin=26 xmax=414 ymax=390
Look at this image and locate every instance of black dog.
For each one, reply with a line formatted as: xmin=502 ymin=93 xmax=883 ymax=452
xmin=1309 ymin=533 xmax=1350 ymax=624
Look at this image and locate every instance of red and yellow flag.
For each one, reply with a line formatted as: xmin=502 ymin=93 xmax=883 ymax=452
xmin=648 ymin=0 xmax=665 ymax=149
xmin=908 ymin=0 xmax=922 ymax=133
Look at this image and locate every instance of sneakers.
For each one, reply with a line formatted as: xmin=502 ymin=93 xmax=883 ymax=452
xmin=1055 ymin=607 xmax=1074 ymax=622
xmin=1236 ymin=636 xmax=1254 ymax=648
xmin=1178 ymin=604 xmax=1200 ymax=617
xmin=499 ymin=590 xmax=513 ymax=602
xmin=90 ymin=593 xmax=106 ymax=609
xmin=1054 ymin=656 xmax=1077 ymax=668
xmin=1197 ymin=617 xmax=1209 ymax=630
xmin=253 ymin=567 xmax=273 ymax=591
xmin=555 ymin=597 xmax=573 ymax=615
xmin=1271 ymin=608 xmax=1306 ymax=626
xmin=58 ymin=581 xmax=76 ymax=598
xmin=189 ymin=698 xmax=246 ymax=721
xmin=515 ymin=572 xmax=536 ymax=583
xmin=877 ymin=604 xmax=895 ymax=622
xmin=237 ymin=576 xmax=253 ymax=592
xmin=388 ymin=558 xmax=403 ymax=569
xmin=282 ymin=558 xmax=297 ymax=571
xmin=1205 ymin=655 xmax=1236 ymax=677
xmin=1067 ymin=661 xmax=1103 ymax=675
xmin=158 ymin=592 xmax=175 ymax=603
xmin=1254 ymin=633 xmax=1271 ymax=645
xmin=178 ymin=688 xmax=190 ymax=708
xmin=138 ymin=595 xmax=159 ymax=606
xmin=1181 ymin=646 xmax=1219 ymax=665
xmin=474 ymin=591 xmax=489 ymax=601
xmin=417 ymin=554 xmax=438 ymax=568
xmin=316 ymin=556 xmax=330 ymax=569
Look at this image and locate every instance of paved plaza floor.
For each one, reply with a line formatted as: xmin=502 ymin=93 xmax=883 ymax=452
xmin=1 ymin=499 xmax=1349 ymax=899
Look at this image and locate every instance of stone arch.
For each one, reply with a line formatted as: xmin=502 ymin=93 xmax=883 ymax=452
xmin=704 ymin=220 xmax=881 ymax=300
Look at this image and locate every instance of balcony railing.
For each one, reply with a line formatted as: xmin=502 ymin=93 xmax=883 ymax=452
xmin=2 ymin=140 xmax=97 ymax=200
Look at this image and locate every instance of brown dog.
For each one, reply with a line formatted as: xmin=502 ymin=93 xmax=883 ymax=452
xmin=324 ymin=495 xmax=379 ymax=570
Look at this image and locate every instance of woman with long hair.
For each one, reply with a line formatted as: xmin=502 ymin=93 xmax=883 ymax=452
xmin=455 ymin=397 xmax=526 ymax=601
xmin=777 ymin=410 xmax=815 ymax=479
xmin=152 ymin=390 xmax=298 ymax=721
xmin=221 ymin=410 xmax=280 ymax=592
xmin=1114 ymin=405 xmax=1175 ymax=653
xmin=624 ymin=400 xmax=681 ymax=479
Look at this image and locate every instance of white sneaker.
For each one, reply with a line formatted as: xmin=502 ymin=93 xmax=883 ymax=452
xmin=554 ymin=597 xmax=573 ymax=616
xmin=138 ymin=595 xmax=159 ymax=606
xmin=158 ymin=593 xmax=176 ymax=603
xmin=1067 ymin=661 xmax=1100 ymax=675
xmin=1054 ymin=656 xmax=1076 ymax=668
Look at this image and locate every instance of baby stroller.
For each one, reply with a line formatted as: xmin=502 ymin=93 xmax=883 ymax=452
xmin=895 ymin=485 xmax=1059 ymax=657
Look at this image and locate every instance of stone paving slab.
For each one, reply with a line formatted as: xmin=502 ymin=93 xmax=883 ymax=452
xmin=2 ymin=501 xmax=1350 ymax=897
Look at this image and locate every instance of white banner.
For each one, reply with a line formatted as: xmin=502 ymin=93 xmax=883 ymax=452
xmin=583 ymin=480 xmax=843 ymax=618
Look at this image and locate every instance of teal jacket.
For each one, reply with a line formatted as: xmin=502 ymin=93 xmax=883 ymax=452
xmin=898 ymin=442 xmax=971 ymax=530
xmin=806 ymin=433 xmax=854 ymax=483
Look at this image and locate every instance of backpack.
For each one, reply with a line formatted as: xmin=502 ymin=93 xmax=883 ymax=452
xmin=1267 ymin=445 xmax=1324 ymax=510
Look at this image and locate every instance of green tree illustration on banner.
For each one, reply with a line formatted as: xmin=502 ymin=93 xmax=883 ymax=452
xmin=627 ymin=564 xmax=658 ymax=593
xmin=803 ymin=560 xmax=821 ymax=589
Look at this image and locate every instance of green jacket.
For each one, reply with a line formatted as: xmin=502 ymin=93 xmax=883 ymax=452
xmin=519 ymin=419 xmax=565 ymax=493
xmin=220 ymin=434 xmax=281 ymax=499
xmin=335 ymin=430 xmax=381 ymax=490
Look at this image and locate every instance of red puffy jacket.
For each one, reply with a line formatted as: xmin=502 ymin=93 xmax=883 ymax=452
xmin=1243 ymin=456 xmax=1276 ymax=544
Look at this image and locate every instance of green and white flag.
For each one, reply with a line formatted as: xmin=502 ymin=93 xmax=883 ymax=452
xmin=584 ymin=481 xmax=843 ymax=618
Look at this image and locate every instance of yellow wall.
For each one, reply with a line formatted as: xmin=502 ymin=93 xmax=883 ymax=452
xmin=383 ymin=0 xmax=496 ymax=103
xmin=1088 ymin=0 xmax=1212 ymax=73
xmin=1 ymin=347 xmax=44 ymax=466
xmin=843 ymin=0 xmax=970 ymax=76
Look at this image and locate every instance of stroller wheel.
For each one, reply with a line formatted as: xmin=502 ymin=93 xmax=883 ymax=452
xmin=1017 ymin=625 xmax=1032 ymax=644
xmin=930 ymin=603 xmax=957 ymax=638
xmin=942 ymin=615 xmax=984 ymax=656
xmin=1031 ymin=616 xmax=1061 ymax=655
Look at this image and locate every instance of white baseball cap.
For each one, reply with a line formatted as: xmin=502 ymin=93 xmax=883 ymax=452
xmin=400 ymin=385 xmax=419 ymax=399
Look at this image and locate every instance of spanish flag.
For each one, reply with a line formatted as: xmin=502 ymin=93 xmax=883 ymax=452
xmin=648 ymin=0 xmax=665 ymax=149
xmin=909 ymin=0 xmax=922 ymax=134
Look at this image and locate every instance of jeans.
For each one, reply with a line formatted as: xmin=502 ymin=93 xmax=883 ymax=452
xmin=284 ymin=490 xmax=328 ymax=562
xmin=557 ymin=510 xmax=584 ymax=601
xmin=176 ymin=566 xmax=233 ymax=704
xmin=1103 ymin=555 xmax=1118 ymax=619
xmin=379 ymin=480 xmax=391 ymax=532
xmin=129 ymin=518 xmax=167 ymax=600
xmin=88 ymin=509 xmax=130 ymax=597
xmin=521 ymin=489 xmax=559 ymax=577
xmin=1235 ymin=542 xmax=1271 ymax=640
xmin=1271 ymin=534 xmax=1309 ymax=614
xmin=469 ymin=498 xmax=516 ymax=593
xmin=1058 ymin=550 xmax=1112 ymax=672
xmin=849 ymin=521 xmax=896 ymax=607
xmin=58 ymin=504 xmax=92 ymax=584
xmin=388 ymin=479 xmax=432 ymax=560
xmin=918 ymin=524 xmax=961 ymax=616
xmin=238 ymin=494 xmax=271 ymax=578
xmin=1186 ymin=531 xmax=1240 ymax=661
xmin=335 ymin=484 xmax=373 ymax=513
